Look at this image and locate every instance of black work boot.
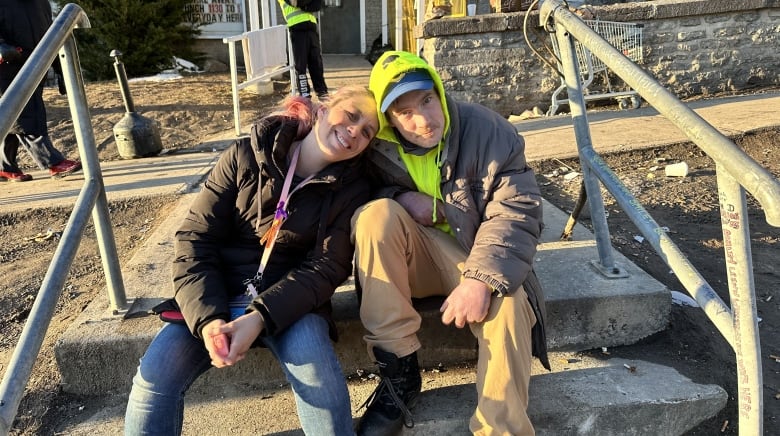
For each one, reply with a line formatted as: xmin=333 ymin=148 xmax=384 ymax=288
xmin=355 ymin=348 xmax=422 ymax=436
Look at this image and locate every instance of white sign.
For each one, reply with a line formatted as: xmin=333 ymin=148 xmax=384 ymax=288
xmin=184 ymin=0 xmax=246 ymax=39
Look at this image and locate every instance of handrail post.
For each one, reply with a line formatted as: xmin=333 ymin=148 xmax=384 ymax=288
xmin=59 ymin=36 xmax=128 ymax=312
xmin=543 ymin=0 xmax=780 ymax=226
xmin=717 ymin=167 xmax=763 ymax=435
xmin=0 ymin=4 xmax=129 ymax=433
xmin=538 ymin=1 xmax=772 ymax=434
xmin=552 ymin=20 xmax=625 ymax=278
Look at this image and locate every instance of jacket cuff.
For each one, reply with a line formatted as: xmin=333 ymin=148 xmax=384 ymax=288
xmin=196 ymin=314 xmax=227 ymax=339
xmin=252 ymin=302 xmax=276 ymax=337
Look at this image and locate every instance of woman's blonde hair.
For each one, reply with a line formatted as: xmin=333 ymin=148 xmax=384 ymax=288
xmin=271 ymin=85 xmax=376 ymax=139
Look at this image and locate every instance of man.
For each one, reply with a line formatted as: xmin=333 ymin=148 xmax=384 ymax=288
xmin=352 ymin=50 xmax=550 ymax=435
xmin=276 ymin=0 xmax=328 ymax=100
xmin=0 ymin=0 xmax=81 ymax=182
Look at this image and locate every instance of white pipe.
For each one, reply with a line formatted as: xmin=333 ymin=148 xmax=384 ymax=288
xmin=382 ymin=0 xmax=388 ymax=46
xmin=260 ymin=0 xmax=271 ymax=28
xmin=360 ymin=0 xmax=367 ymax=54
xmin=395 ymin=0 xmax=403 ymax=51
xmin=249 ymin=0 xmax=260 ymax=30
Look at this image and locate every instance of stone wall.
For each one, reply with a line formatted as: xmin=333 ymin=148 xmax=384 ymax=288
xmin=417 ymin=0 xmax=780 ymax=117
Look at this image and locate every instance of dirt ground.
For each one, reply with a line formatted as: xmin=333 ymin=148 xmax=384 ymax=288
xmin=1 ymin=73 xmax=778 ymax=435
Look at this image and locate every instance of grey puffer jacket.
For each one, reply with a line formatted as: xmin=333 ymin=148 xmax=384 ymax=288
xmin=366 ymin=96 xmax=550 ymax=369
xmin=171 ymin=117 xmax=369 ymax=341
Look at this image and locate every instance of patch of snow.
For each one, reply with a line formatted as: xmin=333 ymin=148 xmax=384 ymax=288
xmin=128 ymin=57 xmax=202 ymax=83
xmin=173 ymin=56 xmax=201 ymax=73
xmin=129 ymin=71 xmax=183 ymax=83
xmin=671 ymin=290 xmax=699 ymax=307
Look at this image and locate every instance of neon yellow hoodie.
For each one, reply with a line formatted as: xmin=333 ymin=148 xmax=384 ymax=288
xmin=368 ymin=51 xmax=452 ymax=232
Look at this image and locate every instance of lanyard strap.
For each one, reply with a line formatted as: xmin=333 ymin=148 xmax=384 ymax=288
xmin=247 ymin=144 xmax=313 ymax=297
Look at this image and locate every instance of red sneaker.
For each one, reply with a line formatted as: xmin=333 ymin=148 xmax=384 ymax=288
xmin=49 ymin=159 xmax=82 ymax=178
xmin=0 ymin=170 xmax=33 ymax=182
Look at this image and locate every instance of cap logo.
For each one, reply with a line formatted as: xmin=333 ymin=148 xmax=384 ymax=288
xmin=381 ymin=54 xmax=399 ymax=69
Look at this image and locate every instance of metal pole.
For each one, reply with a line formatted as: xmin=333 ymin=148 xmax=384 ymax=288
xmin=60 ymin=37 xmax=128 ymax=312
xmin=541 ymin=0 xmax=736 ymax=350
xmin=580 ymin=147 xmax=735 ymax=348
xmin=226 ymin=38 xmax=242 ymax=136
xmin=717 ymin=167 xmax=763 ymax=436
xmin=543 ymin=1 xmax=780 ymax=227
xmin=0 ymin=179 xmax=100 ymax=435
xmin=110 ymin=50 xmax=135 ymax=113
xmin=552 ymin=22 xmax=624 ymax=278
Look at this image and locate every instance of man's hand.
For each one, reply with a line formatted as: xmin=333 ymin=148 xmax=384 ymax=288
xmin=202 ymin=318 xmax=231 ymax=367
xmin=440 ymin=278 xmax=492 ymax=328
xmin=395 ymin=191 xmax=446 ymax=227
xmin=217 ymin=311 xmax=265 ymax=366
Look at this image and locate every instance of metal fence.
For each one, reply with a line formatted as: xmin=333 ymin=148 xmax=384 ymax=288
xmin=0 ymin=4 xmax=128 ymax=434
xmin=538 ymin=1 xmax=780 ymax=435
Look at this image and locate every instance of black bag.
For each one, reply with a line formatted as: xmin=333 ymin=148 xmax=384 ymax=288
xmin=152 ymin=294 xmax=253 ymax=324
xmin=366 ymin=34 xmax=394 ymax=66
xmin=285 ymin=0 xmax=322 ymax=13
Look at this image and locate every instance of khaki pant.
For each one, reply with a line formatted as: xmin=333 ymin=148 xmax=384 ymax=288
xmin=352 ymin=199 xmax=536 ymax=435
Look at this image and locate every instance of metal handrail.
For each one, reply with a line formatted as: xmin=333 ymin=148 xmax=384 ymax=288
xmin=0 ymin=4 xmax=127 ymax=434
xmin=539 ymin=1 xmax=778 ymax=434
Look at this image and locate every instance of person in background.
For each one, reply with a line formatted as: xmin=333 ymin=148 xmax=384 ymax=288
xmin=0 ymin=0 xmax=81 ymax=182
xmin=277 ymin=0 xmax=329 ymax=100
xmin=352 ymin=50 xmax=550 ymax=435
xmin=124 ymin=85 xmax=379 ymax=435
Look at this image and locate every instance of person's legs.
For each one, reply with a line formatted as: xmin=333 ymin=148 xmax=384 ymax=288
xmin=351 ymin=198 xmax=463 ymax=359
xmin=306 ymin=29 xmax=328 ymax=98
xmin=0 ymin=135 xmax=32 ymax=181
xmin=16 ymin=133 xmax=65 ymax=169
xmin=351 ymin=198 xmax=465 ymax=434
xmin=125 ymin=323 xmax=212 ymax=436
xmin=289 ymin=29 xmax=311 ymax=98
xmin=262 ymin=313 xmax=354 ymax=436
xmin=469 ymin=292 xmax=537 ymax=436
xmin=13 ymin=87 xmax=67 ymax=170
xmin=1 ymin=135 xmax=21 ymax=172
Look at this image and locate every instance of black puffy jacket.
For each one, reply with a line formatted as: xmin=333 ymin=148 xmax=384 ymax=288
xmin=171 ymin=116 xmax=369 ymax=341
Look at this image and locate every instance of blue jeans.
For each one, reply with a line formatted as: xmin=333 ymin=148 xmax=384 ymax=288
xmin=124 ymin=314 xmax=354 ymax=435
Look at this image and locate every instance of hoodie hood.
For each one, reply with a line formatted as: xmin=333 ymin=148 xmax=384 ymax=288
xmin=368 ymin=51 xmax=450 ymax=144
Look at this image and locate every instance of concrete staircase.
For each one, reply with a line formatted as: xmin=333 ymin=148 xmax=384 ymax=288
xmin=54 ymin=192 xmax=727 ymax=434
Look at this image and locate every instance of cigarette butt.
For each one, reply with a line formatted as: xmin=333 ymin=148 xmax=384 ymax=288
xmin=720 ymin=419 xmax=728 ymax=432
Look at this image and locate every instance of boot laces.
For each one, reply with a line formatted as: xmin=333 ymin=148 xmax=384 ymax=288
xmin=358 ymin=375 xmax=415 ymax=428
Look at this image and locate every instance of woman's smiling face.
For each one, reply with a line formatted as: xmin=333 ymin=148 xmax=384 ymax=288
xmin=315 ymin=94 xmax=379 ymax=162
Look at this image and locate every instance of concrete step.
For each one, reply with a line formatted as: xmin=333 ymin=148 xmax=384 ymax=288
xmin=51 ymin=191 xmax=723 ymax=434
xmin=53 ymin=353 xmax=726 ymax=435
xmin=55 ymin=194 xmax=671 ymax=396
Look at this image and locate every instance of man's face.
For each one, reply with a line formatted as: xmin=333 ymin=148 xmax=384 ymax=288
xmin=386 ymin=89 xmax=445 ymax=149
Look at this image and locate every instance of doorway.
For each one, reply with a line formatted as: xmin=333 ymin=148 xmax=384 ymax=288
xmin=319 ymin=0 xmax=361 ymax=54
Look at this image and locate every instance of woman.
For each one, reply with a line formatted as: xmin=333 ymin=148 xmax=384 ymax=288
xmin=124 ymin=85 xmax=379 ymax=435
